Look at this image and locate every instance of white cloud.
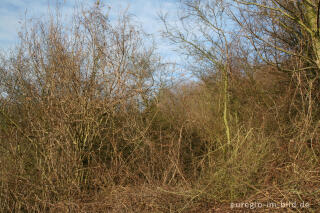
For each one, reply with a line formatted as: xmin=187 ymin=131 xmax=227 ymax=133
xmin=0 ymin=0 xmax=82 ymax=49
xmin=112 ymin=0 xmax=181 ymax=63
xmin=0 ymin=0 xmax=182 ymax=64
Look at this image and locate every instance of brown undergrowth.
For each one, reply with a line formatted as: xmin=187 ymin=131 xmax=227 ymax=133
xmin=0 ymin=2 xmax=319 ymax=212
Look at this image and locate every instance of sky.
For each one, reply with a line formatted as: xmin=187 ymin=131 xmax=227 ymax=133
xmin=0 ymin=0 xmax=181 ymax=63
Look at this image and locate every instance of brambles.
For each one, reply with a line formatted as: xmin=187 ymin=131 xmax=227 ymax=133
xmin=0 ymin=1 xmax=319 ymax=212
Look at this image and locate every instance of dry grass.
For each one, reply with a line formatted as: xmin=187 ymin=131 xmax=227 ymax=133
xmin=0 ymin=2 xmax=319 ymax=213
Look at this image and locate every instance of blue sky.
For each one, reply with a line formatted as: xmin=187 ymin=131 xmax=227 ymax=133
xmin=0 ymin=0 xmax=181 ymax=62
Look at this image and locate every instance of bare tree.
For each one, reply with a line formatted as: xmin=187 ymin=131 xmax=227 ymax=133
xmin=231 ymin=0 xmax=320 ymax=76
xmin=0 ymin=2 xmax=162 ymax=210
xmin=161 ymin=0 xmax=238 ymax=148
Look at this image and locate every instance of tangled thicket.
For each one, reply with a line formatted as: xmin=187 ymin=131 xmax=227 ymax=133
xmin=0 ymin=1 xmax=319 ymax=212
